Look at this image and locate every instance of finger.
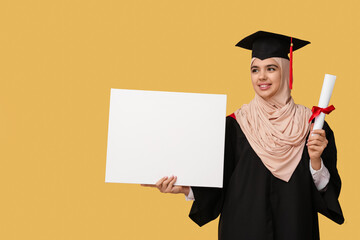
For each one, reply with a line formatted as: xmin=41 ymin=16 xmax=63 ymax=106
xmin=307 ymin=139 xmax=327 ymax=147
xmin=310 ymin=129 xmax=326 ymax=137
xmin=155 ymin=176 xmax=168 ymax=189
xmin=308 ymin=135 xmax=328 ymax=145
xmin=166 ymin=176 xmax=177 ymax=192
xmin=163 ymin=175 xmax=174 ymax=187
xmin=158 ymin=175 xmax=174 ymax=192
xmin=307 ymin=134 xmax=326 ymax=143
xmin=309 ymin=130 xmax=325 ymax=138
xmin=308 ymin=145 xmax=324 ymax=152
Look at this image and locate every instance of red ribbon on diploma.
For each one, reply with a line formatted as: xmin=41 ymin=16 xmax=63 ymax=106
xmin=308 ymin=105 xmax=335 ymax=123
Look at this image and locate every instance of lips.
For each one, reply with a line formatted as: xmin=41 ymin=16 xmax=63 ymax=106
xmin=258 ymin=84 xmax=271 ymax=90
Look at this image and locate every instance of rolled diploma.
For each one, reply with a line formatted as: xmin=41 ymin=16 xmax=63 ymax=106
xmin=313 ymin=74 xmax=336 ymax=130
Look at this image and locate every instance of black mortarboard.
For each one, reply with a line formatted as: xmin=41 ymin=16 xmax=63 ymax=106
xmin=235 ymin=31 xmax=310 ymax=60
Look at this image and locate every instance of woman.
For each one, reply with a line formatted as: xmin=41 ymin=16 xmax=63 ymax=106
xmin=143 ymin=31 xmax=344 ymax=240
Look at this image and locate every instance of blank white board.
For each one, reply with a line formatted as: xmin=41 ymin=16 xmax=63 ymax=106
xmin=105 ymin=89 xmax=227 ymax=188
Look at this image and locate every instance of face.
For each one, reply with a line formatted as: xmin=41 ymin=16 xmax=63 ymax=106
xmin=250 ymin=58 xmax=281 ymax=101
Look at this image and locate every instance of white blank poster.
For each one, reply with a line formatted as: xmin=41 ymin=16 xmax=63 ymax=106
xmin=105 ymin=89 xmax=227 ymax=188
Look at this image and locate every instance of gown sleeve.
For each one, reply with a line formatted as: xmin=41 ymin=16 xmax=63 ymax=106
xmin=188 ymin=116 xmax=237 ymax=227
xmin=311 ymin=121 xmax=345 ymax=224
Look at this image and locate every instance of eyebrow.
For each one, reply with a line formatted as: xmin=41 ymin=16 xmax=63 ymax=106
xmin=251 ymin=64 xmax=279 ymax=69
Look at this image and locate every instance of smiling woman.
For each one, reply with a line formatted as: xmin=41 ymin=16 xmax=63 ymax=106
xmin=143 ymin=31 xmax=344 ymax=240
xmin=250 ymin=58 xmax=282 ymax=100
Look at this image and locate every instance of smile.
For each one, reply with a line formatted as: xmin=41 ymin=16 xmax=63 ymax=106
xmin=258 ymin=84 xmax=271 ymax=90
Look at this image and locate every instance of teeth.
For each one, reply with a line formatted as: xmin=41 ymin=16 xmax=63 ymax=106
xmin=260 ymin=85 xmax=269 ymax=87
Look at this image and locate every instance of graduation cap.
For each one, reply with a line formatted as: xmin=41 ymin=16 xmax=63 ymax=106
xmin=235 ymin=31 xmax=310 ymax=89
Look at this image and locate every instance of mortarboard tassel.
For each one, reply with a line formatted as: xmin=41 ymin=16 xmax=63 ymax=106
xmin=289 ymin=37 xmax=293 ymax=89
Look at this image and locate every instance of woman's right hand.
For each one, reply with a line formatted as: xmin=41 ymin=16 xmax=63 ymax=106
xmin=141 ymin=176 xmax=190 ymax=196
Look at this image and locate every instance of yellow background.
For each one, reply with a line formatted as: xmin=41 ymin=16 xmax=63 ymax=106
xmin=1 ymin=0 xmax=359 ymax=239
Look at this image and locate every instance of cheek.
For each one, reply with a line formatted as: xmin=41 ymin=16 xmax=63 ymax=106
xmin=250 ymin=74 xmax=257 ymax=86
xmin=250 ymin=76 xmax=258 ymax=90
xmin=273 ymin=72 xmax=282 ymax=88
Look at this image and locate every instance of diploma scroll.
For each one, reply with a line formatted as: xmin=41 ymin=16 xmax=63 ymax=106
xmin=313 ymin=74 xmax=336 ymax=130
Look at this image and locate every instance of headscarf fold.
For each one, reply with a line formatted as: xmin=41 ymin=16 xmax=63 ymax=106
xmin=235 ymin=57 xmax=312 ymax=182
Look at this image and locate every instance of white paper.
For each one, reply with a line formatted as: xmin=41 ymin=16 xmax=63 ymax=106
xmin=313 ymin=74 xmax=336 ymax=130
xmin=105 ymin=89 xmax=227 ymax=188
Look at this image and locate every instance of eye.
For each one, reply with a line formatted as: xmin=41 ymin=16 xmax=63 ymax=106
xmin=251 ymin=68 xmax=259 ymax=73
xmin=267 ymin=67 xmax=276 ymax=72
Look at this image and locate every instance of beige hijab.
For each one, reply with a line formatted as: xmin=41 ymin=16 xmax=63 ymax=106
xmin=235 ymin=57 xmax=312 ymax=182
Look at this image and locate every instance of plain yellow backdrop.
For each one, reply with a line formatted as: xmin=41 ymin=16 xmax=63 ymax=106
xmin=1 ymin=0 xmax=359 ymax=239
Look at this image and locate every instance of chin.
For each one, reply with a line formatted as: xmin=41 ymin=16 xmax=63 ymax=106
xmin=256 ymin=91 xmax=270 ymax=99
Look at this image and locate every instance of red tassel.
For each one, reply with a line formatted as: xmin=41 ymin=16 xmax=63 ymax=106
xmin=289 ymin=37 xmax=293 ymax=90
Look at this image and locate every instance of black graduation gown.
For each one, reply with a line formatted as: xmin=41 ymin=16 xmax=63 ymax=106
xmin=189 ymin=116 xmax=344 ymax=240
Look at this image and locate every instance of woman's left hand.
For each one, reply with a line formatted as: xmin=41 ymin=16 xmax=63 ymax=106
xmin=307 ymin=123 xmax=328 ymax=170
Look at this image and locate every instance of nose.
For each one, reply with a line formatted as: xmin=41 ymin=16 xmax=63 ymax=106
xmin=259 ymin=70 xmax=267 ymax=81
